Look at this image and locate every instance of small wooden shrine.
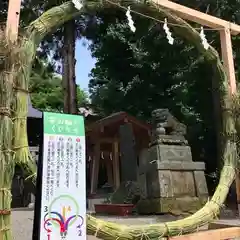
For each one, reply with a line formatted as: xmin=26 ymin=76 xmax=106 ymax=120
xmin=86 ymin=112 xmax=151 ymax=195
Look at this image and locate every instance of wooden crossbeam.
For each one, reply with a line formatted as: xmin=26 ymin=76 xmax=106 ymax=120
xmin=169 ymin=227 xmax=240 ymax=240
xmin=153 ymin=0 xmax=240 ymax=35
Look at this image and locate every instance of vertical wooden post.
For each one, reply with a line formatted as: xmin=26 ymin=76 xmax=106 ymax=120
xmin=106 ymin=155 xmax=114 ymax=186
xmin=236 ymin=176 xmax=240 ymax=216
xmin=90 ymin=142 xmax=100 ymax=194
xmin=6 ymin=0 xmax=21 ymax=40
xmin=112 ymin=140 xmax=120 ymax=189
xmin=89 ymin=154 xmax=93 ymax=183
xmin=220 ymin=28 xmax=237 ymax=94
xmin=220 ymin=28 xmax=239 ymax=215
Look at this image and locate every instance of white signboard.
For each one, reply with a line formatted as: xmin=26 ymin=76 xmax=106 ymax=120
xmin=39 ymin=112 xmax=86 ymax=240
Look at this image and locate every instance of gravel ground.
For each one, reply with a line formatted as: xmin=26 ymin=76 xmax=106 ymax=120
xmin=13 ymin=208 xmax=239 ymax=240
xmin=12 ymin=209 xmax=34 ymax=240
xmin=12 ymin=209 xmax=98 ymax=240
xmin=12 ymin=209 xmax=181 ymax=240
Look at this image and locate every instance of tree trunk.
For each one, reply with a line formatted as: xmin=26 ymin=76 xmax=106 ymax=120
xmin=62 ymin=20 xmax=78 ymax=114
xmin=62 ymin=25 xmax=70 ymax=113
xmin=67 ymin=20 xmax=78 ymax=114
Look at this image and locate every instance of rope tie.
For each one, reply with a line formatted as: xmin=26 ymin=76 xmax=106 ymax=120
xmin=0 ymin=149 xmax=15 ymax=154
xmin=13 ymin=145 xmax=29 ymax=150
xmin=39 ymin=18 xmax=48 ymax=33
xmin=0 ymin=210 xmax=11 ymax=215
xmin=0 ymin=227 xmax=10 ymax=232
xmin=25 ymin=173 xmax=37 ymax=181
xmin=0 ymin=107 xmax=11 ymax=117
xmin=0 ymin=188 xmax=12 ymax=196
xmin=177 ymin=227 xmax=183 ymax=236
xmin=225 ymin=133 xmax=238 ymax=142
xmin=218 ymin=182 xmax=231 ymax=189
xmin=163 ymin=223 xmax=169 ymax=238
xmin=12 ymin=117 xmax=27 ymax=120
xmin=13 ymin=86 xmax=29 ymax=93
xmin=224 ymin=165 xmax=236 ymax=170
xmin=204 ymin=201 xmax=220 ymax=219
xmin=222 ymin=107 xmax=233 ymax=113
xmin=94 ymin=222 xmax=103 ymax=237
xmin=2 ymin=70 xmax=13 ymax=74
xmin=157 ymin=229 xmax=166 ymax=240
xmin=212 ymin=208 xmax=220 ymax=219
xmin=140 ymin=228 xmax=150 ymax=240
xmin=0 ymin=189 xmax=12 ymax=216
xmin=116 ymin=225 xmax=127 ymax=240
xmin=210 ymin=198 xmax=224 ymax=209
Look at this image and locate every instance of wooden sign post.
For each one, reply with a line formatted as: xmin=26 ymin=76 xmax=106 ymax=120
xmin=33 ymin=113 xmax=87 ymax=240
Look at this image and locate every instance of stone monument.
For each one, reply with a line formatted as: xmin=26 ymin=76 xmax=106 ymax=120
xmin=137 ymin=109 xmax=208 ymax=214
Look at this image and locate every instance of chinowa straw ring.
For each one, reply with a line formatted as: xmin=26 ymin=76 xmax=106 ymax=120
xmin=0 ymin=0 xmax=240 ymax=239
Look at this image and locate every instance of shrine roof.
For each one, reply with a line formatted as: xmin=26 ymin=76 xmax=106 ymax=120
xmin=86 ymin=111 xmax=150 ymax=133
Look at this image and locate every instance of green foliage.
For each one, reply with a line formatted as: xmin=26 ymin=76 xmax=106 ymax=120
xmin=30 ymin=58 xmax=88 ymax=111
xmin=82 ymin=2 xmax=240 ymax=191
xmin=0 ymin=0 xmax=8 ymax=22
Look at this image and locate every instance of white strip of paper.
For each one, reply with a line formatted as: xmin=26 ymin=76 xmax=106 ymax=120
xmin=200 ymin=27 xmax=209 ymax=50
xmin=126 ymin=6 xmax=136 ymax=32
xmin=163 ymin=18 xmax=174 ymax=45
xmin=72 ymin=0 xmax=83 ymax=10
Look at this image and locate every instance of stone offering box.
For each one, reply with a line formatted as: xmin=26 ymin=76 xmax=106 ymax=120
xmin=137 ymin=109 xmax=208 ymax=214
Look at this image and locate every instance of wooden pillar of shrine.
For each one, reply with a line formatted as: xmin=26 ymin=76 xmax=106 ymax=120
xmin=112 ymin=139 xmax=120 ymax=189
xmin=90 ymin=141 xmax=100 ymax=194
xmin=106 ymin=156 xmax=114 ymax=187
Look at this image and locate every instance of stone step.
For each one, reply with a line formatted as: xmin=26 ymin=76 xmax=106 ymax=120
xmin=209 ymin=219 xmax=240 ymax=229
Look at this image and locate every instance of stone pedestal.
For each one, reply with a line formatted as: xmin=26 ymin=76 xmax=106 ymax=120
xmin=137 ymin=109 xmax=208 ymax=214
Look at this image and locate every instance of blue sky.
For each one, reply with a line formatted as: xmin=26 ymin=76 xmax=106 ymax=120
xmin=75 ymin=39 xmax=96 ymax=92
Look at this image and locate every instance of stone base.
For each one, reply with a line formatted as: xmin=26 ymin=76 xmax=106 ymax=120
xmin=208 ymin=220 xmax=240 ymax=229
xmin=136 ymin=196 xmax=208 ymax=214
